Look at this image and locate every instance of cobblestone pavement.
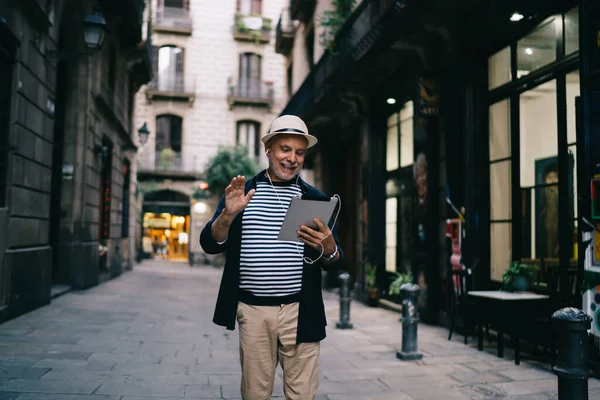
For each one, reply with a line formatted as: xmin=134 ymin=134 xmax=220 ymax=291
xmin=0 ymin=260 xmax=599 ymax=399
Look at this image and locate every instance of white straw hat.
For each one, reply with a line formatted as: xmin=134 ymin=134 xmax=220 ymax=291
xmin=261 ymin=115 xmax=318 ymax=148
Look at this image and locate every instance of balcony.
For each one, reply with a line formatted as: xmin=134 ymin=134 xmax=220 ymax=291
xmin=100 ymin=0 xmax=145 ymax=47
xmin=138 ymin=151 xmax=201 ymax=179
xmin=290 ymin=0 xmax=316 ymax=24
xmin=145 ymin=77 xmax=196 ymax=105
xmin=131 ymin=33 xmax=153 ymax=90
xmin=155 ymin=7 xmax=193 ymax=35
xmin=282 ymin=0 xmax=409 ymax=117
xmin=227 ymin=79 xmax=274 ymax=110
xmin=275 ymin=8 xmax=295 ymax=55
xmin=232 ymin=14 xmax=272 ymax=44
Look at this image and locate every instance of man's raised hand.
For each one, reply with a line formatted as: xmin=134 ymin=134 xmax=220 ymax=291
xmin=223 ymin=176 xmax=255 ymax=218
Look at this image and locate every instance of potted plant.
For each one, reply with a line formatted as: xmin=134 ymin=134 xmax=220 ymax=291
xmin=502 ymin=261 xmax=539 ymax=292
xmin=365 ymin=263 xmax=379 ymax=306
xmin=388 ymin=271 xmax=414 ymax=301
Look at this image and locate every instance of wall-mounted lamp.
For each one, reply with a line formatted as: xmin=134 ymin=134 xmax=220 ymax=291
xmin=45 ymin=8 xmax=109 ymax=61
xmin=138 ymin=122 xmax=150 ymax=146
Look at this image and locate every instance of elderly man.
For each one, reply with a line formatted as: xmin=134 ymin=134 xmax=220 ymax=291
xmin=200 ymin=115 xmax=343 ymax=400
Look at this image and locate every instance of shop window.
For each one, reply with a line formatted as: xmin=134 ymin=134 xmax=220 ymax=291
xmin=386 ymin=102 xmax=414 ymax=172
xmin=489 ymin=99 xmax=512 ymax=280
xmin=399 ymin=102 xmax=414 ymax=167
xmin=489 ymin=46 xmax=511 ymax=90
xmin=238 ymin=0 xmax=261 ymax=15
xmin=385 ymin=197 xmax=397 ymax=272
xmin=564 ymin=7 xmax=579 ymax=55
xmin=517 ymin=16 xmax=558 ymax=78
xmin=491 ymin=223 xmax=512 ymax=281
xmin=237 ymin=120 xmax=260 ymax=159
xmin=489 ymin=100 xmax=511 ymax=160
xmin=386 ymin=113 xmax=399 ymax=171
xmin=520 ymin=80 xmax=558 ymax=259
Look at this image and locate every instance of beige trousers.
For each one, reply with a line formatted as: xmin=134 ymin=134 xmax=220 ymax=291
xmin=237 ymin=302 xmax=320 ymax=400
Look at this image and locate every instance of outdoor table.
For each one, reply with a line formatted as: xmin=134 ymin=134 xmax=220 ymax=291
xmin=468 ymin=290 xmax=550 ymax=364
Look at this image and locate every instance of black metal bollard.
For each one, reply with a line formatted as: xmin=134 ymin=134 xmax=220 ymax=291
xmin=551 ymin=307 xmax=592 ymax=400
xmin=396 ymin=283 xmax=422 ymax=361
xmin=336 ymin=272 xmax=353 ymax=329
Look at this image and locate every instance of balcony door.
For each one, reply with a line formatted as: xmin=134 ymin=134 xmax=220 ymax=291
xmin=239 ymin=53 xmax=261 ymax=97
xmin=156 ymin=115 xmax=183 ymax=171
xmin=155 ymin=46 xmax=184 ymax=91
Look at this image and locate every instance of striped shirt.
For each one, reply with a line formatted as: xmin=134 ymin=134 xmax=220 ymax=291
xmin=239 ymin=177 xmax=304 ymax=299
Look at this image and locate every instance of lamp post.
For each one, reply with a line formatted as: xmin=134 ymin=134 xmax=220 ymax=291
xmin=138 ymin=123 xmax=150 ymax=146
xmin=45 ymin=8 xmax=108 ymax=61
xmin=82 ymin=9 xmax=108 ymax=51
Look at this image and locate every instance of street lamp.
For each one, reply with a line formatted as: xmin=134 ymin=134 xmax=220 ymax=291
xmin=82 ymin=9 xmax=108 ymax=50
xmin=138 ymin=123 xmax=150 ymax=146
xmin=45 ymin=8 xmax=108 ymax=61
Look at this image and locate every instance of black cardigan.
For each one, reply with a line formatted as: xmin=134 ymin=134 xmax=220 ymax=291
xmin=200 ymin=171 xmax=344 ymax=344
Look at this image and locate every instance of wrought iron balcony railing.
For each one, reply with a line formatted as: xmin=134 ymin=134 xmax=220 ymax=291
xmin=227 ymin=79 xmax=274 ymax=109
xmin=275 ymin=7 xmax=294 ymax=55
xmin=233 ymin=13 xmax=272 ymax=43
xmin=290 ymin=0 xmax=316 ymax=24
xmin=146 ymin=76 xmax=196 ymax=103
xmin=155 ymin=6 xmax=193 ymax=33
xmin=282 ymin=0 xmax=406 ymax=116
xmin=138 ymin=151 xmax=200 ymax=175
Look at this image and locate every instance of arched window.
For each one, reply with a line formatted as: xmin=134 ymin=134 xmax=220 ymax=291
xmin=239 ymin=53 xmax=261 ymax=97
xmin=155 ymin=115 xmax=183 ymax=170
xmin=153 ymin=45 xmax=184 ymax=91
xmin=237 ymin=120 xmax=260 ymax=159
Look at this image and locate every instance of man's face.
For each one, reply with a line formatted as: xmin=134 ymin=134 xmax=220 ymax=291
xmin=266 ymin=135 xmax=308 ymax=182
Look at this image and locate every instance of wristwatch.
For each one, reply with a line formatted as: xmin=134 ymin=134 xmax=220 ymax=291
xmin=324 ymin=245 xmax=338 ymax=262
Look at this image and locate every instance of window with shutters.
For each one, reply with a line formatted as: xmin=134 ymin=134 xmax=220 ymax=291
xmin=237 ymin=0 xmax=262 ymax=14
xmin=237 ymin=121 xmax=261 ymax=160
xmin=152 ymin=46 xmax=185 ymax=92
xmin=238 ymin=53 xmax=262 ymax=98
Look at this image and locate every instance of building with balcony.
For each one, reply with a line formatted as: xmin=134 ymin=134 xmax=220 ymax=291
xmin=278 ymin=0 xmax=600 ymax=369
xmin=133 ymin=0 xmax=290 ymax=263
xmin=0 ymin=0 xmax=152 ymax=322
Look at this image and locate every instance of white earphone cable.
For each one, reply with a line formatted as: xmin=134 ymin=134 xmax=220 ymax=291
xmin=266 ymin=170 xmax=341 ymax=264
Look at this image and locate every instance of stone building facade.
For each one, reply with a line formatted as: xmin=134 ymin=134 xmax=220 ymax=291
xmin=133 ymin=0 xmax=289 ymax=264
xmin=0 ymin=0 xmax=151 ymax=322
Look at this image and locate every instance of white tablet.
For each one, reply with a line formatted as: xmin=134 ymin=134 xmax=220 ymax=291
xmin=277 ymin=197 xmax=339 ymax=242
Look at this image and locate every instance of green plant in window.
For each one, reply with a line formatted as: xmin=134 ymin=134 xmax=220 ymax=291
xmin=319 ymin=0 xmax=355 ymax=53
xmin=159 ymin=148 xmax=175 ymax=169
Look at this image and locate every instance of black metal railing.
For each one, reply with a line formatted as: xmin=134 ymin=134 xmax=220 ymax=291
xmin=282 ymin=0 xmax=406 ymax=115
xmin=155 ymin=6 xmax=193 ymax=30
xmin=290 ymin=0 xmax=316 ymax=23
xmin=228 ymin=80 xmax=274 ymax=102
xmin=139 ymin=151 xmax=199 ymax=173
xmin=275 ymin=7 xmax=294 ymax=54
xmin=148 ymin=76 xmax=195 ymax=93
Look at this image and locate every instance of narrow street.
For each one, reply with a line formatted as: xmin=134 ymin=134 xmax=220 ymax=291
xmin=0 ymin=262 xmax=597 ymax=400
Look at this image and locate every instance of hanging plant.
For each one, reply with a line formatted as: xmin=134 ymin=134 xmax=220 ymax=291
xmin=319 ymin=0 xmax=355 ymax=53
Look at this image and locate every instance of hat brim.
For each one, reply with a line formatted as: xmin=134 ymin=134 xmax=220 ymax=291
xmin=261 ymin=131 xmax=318 ymax=148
